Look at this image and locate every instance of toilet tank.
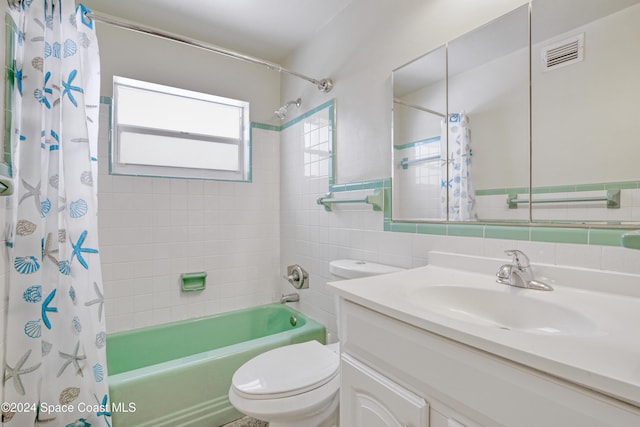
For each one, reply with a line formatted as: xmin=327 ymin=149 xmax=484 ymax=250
xmin=329 ymin=259 xmax=403 ymax=280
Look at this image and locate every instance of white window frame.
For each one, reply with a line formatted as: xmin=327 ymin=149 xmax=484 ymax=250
xmin=111 ymin=76 xmax=251 ymax=181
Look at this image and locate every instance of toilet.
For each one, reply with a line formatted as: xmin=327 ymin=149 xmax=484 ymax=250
xmin=228 ymin=259 xmax=403 ymax=427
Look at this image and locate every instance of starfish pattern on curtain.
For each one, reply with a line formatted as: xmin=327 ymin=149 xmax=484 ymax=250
xmin=4 ymin=1 xmax=110 ymax=426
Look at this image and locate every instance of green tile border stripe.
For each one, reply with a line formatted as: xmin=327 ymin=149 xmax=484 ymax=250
xmin=384 ymin=216 xmax=635 ymax=247
xmin=330 ymin=178 xmax=390 ymax=193
xmin=279 ymin=99 xmax=335 ymax=131
xmin=251 ymin=122 xmax=280 ymax=131
xmin=394 ymin=135 xmax=440 ymax=151
xmin=328 ymin=102 xmax=336 ymax=187
xmin=476 ymin=187 xmax=528 ymax=196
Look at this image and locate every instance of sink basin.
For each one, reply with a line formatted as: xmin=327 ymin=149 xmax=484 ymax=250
xmin=408 ymin=286 xmax=598 ymax=336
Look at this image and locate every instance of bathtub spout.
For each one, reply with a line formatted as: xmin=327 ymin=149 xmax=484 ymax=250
xmin=280 ymin=293 xmax=300 ymax=304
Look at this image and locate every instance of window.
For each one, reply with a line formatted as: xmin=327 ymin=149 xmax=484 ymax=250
xmin=111 ymin=76 xmax=250 ymax=181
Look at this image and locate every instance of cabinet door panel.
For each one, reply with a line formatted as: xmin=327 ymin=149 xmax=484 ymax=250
xmin=341 ymin=354 xmax=429 ymax=427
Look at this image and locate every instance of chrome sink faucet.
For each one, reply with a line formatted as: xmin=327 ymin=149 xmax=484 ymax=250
xmin=496 ymin=250 xmax=553 ymax=291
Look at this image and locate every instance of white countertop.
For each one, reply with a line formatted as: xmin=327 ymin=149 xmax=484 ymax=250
xmin=327 ymin=252 xmax=640 ymax=407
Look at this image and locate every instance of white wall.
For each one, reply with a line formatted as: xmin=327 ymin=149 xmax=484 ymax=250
xmin=449 ymin=47 xmax=530 ymax=191
xmin=532 ymin=3 xmax=640 ymax=187
xmin=279 ymin=0 xmax=640 ymax=340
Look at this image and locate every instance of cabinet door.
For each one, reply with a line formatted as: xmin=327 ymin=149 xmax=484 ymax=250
xmin=341 ymin=354 xmax=429 ymax=427
xmin=430 ymin=407 xmax=469 ymax=427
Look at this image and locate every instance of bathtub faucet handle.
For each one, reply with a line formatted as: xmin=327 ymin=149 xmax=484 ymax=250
xmin=284 ymin=264 xmax=309 ymax=289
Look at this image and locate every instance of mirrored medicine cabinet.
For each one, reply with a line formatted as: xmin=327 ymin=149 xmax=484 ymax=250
xmin=391 ymin=0 xmax=640 ymax=227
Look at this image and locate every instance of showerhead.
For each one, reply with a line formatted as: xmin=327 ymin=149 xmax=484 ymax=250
xmin=275 ymin=98 xmax=302 ymax=120
xmin=275 ymin=106 xmax=288 ymax=120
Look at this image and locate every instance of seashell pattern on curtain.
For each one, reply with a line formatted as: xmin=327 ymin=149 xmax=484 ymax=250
xmin=4 ymin=1 xmax=110 ymax=425
xmin=440 ymin=112 xmax=478 ymax=221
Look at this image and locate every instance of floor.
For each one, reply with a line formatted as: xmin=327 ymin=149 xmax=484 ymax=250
xmin=222 ymin=416 xmax=268 ymax=427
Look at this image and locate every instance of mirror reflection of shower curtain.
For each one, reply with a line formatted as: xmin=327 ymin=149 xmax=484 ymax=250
xmin=441 ymin=112 xmax=478 ymax=221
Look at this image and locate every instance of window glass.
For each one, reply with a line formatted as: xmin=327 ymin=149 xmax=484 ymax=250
xmin=112 ymin=76 xmax=250 ymax=181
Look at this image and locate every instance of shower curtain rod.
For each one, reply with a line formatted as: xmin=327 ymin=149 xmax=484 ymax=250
xmin=393 ymin=99 xmax=445 ymax=118
xmin=87 ymin=9 xmax=334 ymax=92
xmin=6 ymin=0 xmax=333 ymax=92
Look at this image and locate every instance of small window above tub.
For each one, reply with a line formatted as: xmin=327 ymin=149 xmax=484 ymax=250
xmin=111 ymin=76 xmax=250 ymax=181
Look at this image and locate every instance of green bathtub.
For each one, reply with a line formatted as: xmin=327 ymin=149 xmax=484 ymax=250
xmin=106 ymin=304 xmax=325 ymax=426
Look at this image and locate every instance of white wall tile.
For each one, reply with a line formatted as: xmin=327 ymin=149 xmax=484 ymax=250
xmin=98 ymin=106 xmax=281 ymax=333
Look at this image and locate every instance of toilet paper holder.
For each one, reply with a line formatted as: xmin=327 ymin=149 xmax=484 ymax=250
xmin=285 ymin=264 xmax=309 ymax=289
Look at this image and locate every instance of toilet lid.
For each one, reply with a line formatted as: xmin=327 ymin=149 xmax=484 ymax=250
xmin=231 ymin=340 xmax=339 ymax=399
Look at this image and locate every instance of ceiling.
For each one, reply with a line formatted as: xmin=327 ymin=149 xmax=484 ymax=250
xmin=80 ymin=0 xmax=353 ymax=63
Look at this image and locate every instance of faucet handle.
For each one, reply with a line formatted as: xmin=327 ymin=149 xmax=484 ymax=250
xmin=496 ymin=264 xmax=513 ymax=284
xmin=504 ymin=249 xmax=530 ymax=269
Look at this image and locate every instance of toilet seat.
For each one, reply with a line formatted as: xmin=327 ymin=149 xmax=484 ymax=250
xmin=231 ymin=340 xmax=339 ymax=400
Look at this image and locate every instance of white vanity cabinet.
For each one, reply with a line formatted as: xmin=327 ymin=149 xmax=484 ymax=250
xmin=341 ymin=353 xmax=429 ymax=426
xmin=338 ymin=299 xmax=640 ymax=427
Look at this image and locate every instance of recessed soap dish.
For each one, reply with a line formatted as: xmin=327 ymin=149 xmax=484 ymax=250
xmin=181 ymin=272 xmax=207 ymax=292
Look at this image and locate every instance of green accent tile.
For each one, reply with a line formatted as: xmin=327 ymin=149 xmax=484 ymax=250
xmin=575 ymin=183 xmax=606 ymax=192
xmin=530 ymin=227 xmax=588 ymax=244
xmin=383 ymin=220 xmax=392 ymax=232
xmin=0 ymin=162 xmax=10 ymax=177
xmin=329 ymin=103 xmax=336 ymax=186
xmin=389 ymin=222 xmax=417 ymax=233
xmin=393 ymin=136 xmax=441 ymax=151
xmin=621 ymin=231 xmax=640 ymax=250
xmin=447 ymin=224 xmax=485 ymax=238
xmin=361 ymin=180 xmax=385 ymax=190
xmin=511 ymin=187 xmax=529 ymax=194
xmin=604 ymin=181 xmax=639 ymax=190
xmin=331 ymin=179 xmax=387 ymax=193
xmin=589 ymin=229 xmax=626 ymax=247
xmin=475 ymin=188 xmax=508 ymax=196
xmin=251 ymin=122 xmax=280 ymax=131
xmin=417 ymin=223 xmax=447 ymax=235
xmin=484 ymin=225 xmax=530 ymax=241
xmin=333 ymin=182 xmax=367 ymax=192
xmin=383 ymin=189 xmax=392 ymax=221
xmin=533 ymin=185 xmax=574 ymax=194
xmin=280 ymin=99 xmax=335 ymax=130
xmin=99 ymin=96 xmax=112 ymax=105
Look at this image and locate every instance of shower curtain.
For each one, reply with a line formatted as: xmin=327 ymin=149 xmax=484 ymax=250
xmin=441 ymin=112 xmax=477 ymax=221
xmin=4 ymin=1 xmax=110 ymax=426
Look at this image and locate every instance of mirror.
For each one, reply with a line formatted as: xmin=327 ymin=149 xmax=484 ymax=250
xmin=392 ymin=0 xmax=640 ymax=226
xmin=392 ymin=46 xmax=447 ymax=221
xmin=531 ymin=0 xmax=640 ymax=224
xmin=447 ymin=5 xmax=529 ymax=222
xmin=391 ymin=5 xmax=529 ymax=222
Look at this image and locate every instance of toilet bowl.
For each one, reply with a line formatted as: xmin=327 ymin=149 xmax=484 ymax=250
xmin=228 ymin=260 xmax=403 ymax=427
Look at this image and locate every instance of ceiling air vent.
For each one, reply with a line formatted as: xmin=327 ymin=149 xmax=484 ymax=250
xmin=541 ymin=33 xmax=584 ymax=72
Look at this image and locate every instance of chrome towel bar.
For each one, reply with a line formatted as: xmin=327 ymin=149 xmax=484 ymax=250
xmin=507 ymin=189 xmax=621 ymax=209
xmin=317 ymin=189 xmax=383 ymax=212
